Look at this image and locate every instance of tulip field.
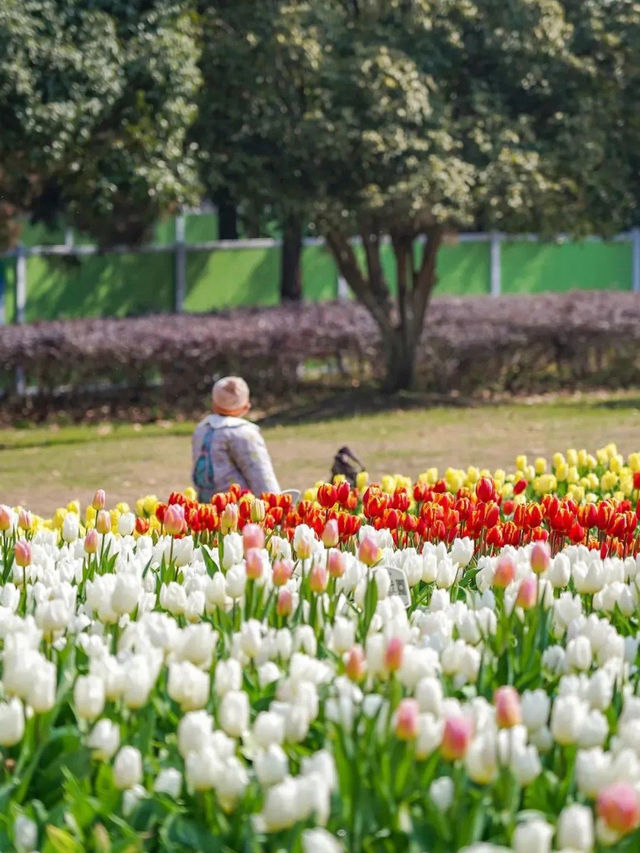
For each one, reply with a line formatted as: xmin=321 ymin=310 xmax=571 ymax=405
xmin=3 ymin=447 xmax=640 ymax=851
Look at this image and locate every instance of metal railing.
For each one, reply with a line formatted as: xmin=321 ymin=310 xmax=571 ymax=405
xmin=1 ymin=214 xmax=639 ymax=325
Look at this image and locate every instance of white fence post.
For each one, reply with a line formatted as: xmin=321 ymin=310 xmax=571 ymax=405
xmin=15 ymin=246 xmax=27 ymax=394
xmin=631 ymin=228 xmax=640 ymax=293
xmin=337 ymin=275 xmax=349 ymax=301
xmin=490 ymin=232 xmax=502 ymax=297
xmin=174 ymin=212 xmax=187 ymax=312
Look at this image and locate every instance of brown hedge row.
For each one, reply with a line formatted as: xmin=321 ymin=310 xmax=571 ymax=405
xmin=1 ymin=291 xmax=639 ymax=421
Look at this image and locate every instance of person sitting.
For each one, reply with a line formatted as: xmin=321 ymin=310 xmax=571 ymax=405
xmin=192 ymin=376 xmax=280 ymax=502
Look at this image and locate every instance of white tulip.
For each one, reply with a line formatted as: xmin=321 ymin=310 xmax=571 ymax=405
xmin=521 ymin=690 xmax=550 ymax=731
xmin=0 ymin=698 xmax=24 ymax=747
xmin=576 ymin=748 xmax=612 ymax=797
xmin=62 ymin=512 xmax=80 ymax=543
xmin=302 ymin=828 xmax=342 ymax=853
xmin=513 ymin=818 xmax=554 ymax=853
xmin=117 ymin=512 xmax=136 ymax=537
xmin=167 ymin=661 xmax=210 ymax=711
xmin=253 ymin=711 xmax=285 ymax=748
xmin=176 ymin=623 xmax=217 ymax=669
xmin=577 ymin=710 xmax=608 ymax=749
xmin=154 ymin=767 xmax=183 ymax=798
xmin=556 ymin=803 xmax=594 ymax=852
xmin=74 ymin=675 xmax=106 ymax=720
xmin=551 ymin=695 xmax=588 ymax=745
xmin=14 ymin=815 xmax=38 ymax=853
xmin=219 ymin=690 xmax=249 ymax=737
xmin=27 ymin=658 xmax=57 ymax=713
xmin=113 ymin=746 xmax=143 ymax=789
xmin=215 ymin=658 xmax=242 ymax=696
xmin=111 ymin=574 xmax=141 ymax=615
xmin=185 ymin=746 xmax=223 ymax=791
xmin=216 ymin=756 xmax=249 ymax=810
xmin=510 ymin=744 xmax=542 ymax=786
xmin=429 ymin=776 xmax=454 ymax=811
xmin=566 ymin=636 xmax=593 ymax=672
xmin=178 ymin=710 xmax=214 ymax=758
xmin=88 ymin=718 xmax=120 ymax=760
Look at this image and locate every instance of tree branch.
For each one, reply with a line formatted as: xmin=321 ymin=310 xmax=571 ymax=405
xmin=325 ymin=230 xmax=392 ymax=332
xmin=412 ymin=227 xmax=443 ymax=330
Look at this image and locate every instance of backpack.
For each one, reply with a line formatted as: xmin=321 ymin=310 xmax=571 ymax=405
xmin=330 ymin=446 xmax=364 ymax=488
xmin=192 ymin=425 xmax=216 ymax=501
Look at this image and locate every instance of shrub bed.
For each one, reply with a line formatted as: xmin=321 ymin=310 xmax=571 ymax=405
xmin=1 ymin=291 xmax=640 ymax=422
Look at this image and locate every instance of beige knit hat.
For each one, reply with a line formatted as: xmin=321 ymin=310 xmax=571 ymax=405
xmin=212 ymin=376 xmax=250 ymax=416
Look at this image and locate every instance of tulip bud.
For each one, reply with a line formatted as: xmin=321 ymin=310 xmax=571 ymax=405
xmin=245 ymin=548 xmax=263 ymax=581
xmin=113 ymin=746 xmax=143 ymax=789
xmin=276 ymin=588 xmax=293 ymax=617
xmin=358 ymin=535 xmax=381 ymax=567
xmin=95 ymin=509 xmax=111 ymax=536
xmin=242 ymin=523 xmax=264 ymax=553
xmin=250 ymin=499 xmax=266 ymax=523
xmin=14 ymin=540 xmax=31 ymax=568
xmin=272 ymin=559 xmax=293 ymax=587
xmin=17 ymin=509 xmax=32 ymax=532
xmin=309 ymin=563 xmax=328 ymax=593
xmin=92 ymin=489 xmax=106 ymax=510
xmin=395 ymin=698 xmax=419 ymax=741
xmin=74 ymin=675 xmax=106 ymax=720
xmin=494 ymin=686 xmax=522 ymax=728
xmin=515 ymin=576 xmax=537 ymax=610
xmin=327 ymin=549 xmax=346 ymax=578
xmin=0 ymin=505 xmax=12 ymax=531
xmin=384 ymin=637 xmax=404 ymax=673
xmin=0 ymin=698 xmax=25 ymax=746
xmin=441 ymin=715 xmax=473 ymax=761
xmin=345 ymin=646 xmax=366 ymax=682
xmin=220 ymin=503 xmax=239 ymax=535
xmin=322 ymin=519 xmax=339 ymax=548
xmin=530 ymin=541 xmax=551 ymax=575
xmin=84 ymin=528 xmax=99 ymax=554
xmin=597 ymin=783 xmax=640 ymax=835
xmin=163 ymin=505 xmax=184 ymax=537
xmin=475 ymin=477 xmax=494 ymax=502
xmin=493 ymin=554 xmax=516 ymax=588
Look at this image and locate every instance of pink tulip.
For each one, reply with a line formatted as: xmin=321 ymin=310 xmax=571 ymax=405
xmin=276 ymin=588 xmax=293 ymax=617
xmin=309 ymin=563 xmax=328 ymax=593
xmin=322 ymin=520 xmax=339 ymax=548
xmin=345 ymin=646 xmax=366 ymax=682
xmin=493 ymin=554 xmax=516 ymax=588
xmin=515 ymin=576 xmax=537 ymax=610
xmin=242 ymin=523 xmax=264 ymax=553
xmin=272 ymin=559 xmax=293 ymax=587
xmin=84 ymin=529 xmax=99 ymax=554
xmin=494 ymin=686 xmax=522 ymax=729
xmin=245 ymin=548 xmax=264 ymax=581
xmin=531 ymin=541 xmax=551 ymax=575
xmin=0 ymin=505 xmax=12 ymax=532
xmin=14 ymin=539 xmax=31 ymax=567
xmin=220 ymin=503 xmax=239 ymax=535
xmin=358 ymin=535 xmax=381 ymax=567
xmin=395 ymin=698 xmax=419 ymax=741
xmin=95 ymin=510 xmax=112 ymax=535
xmin=384 ymin=637 xmax=404 ymax=673
xmin=18 ymin=509 xmax=32 ymax=531
xmin=597 ymin=783 xmax=640 ymax=834
xmin=441 ymin=715 xmax=473 ymax=761
xmin=327 ymin=549 xmax=346 ymax=578
xmin=92 ymin=489 xmax=106 ymax=510
xmin=163 ymin=505 xmax=185 ymax=537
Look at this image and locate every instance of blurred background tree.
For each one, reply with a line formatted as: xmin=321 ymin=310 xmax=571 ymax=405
xmin=0 ymin=0 xmax=200 ymax=248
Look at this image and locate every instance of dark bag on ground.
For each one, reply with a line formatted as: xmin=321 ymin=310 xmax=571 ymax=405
xmin=331 ymin=446 xmax=365 ymax=488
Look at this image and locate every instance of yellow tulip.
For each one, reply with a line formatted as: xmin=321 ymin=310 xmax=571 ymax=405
xmin=515 ymin=454 xmax=527 ymax=471
xmin=534 ymin=457 xmax=547 ymax=475
xmin=577 ymin=449 xmax=588 ymax=468
xmin=356 ymin=471 xmax=369 ymax=491
xmin=501 ymin=482 xmax=514 ymax=499
xmin=566 ymin=448 xmax=578 ymax=467
xmin=552 ymin=452 xmax=565 ymax=469
xmin=628 ymin=452 xmax=640 ymax=472
xmin=555 ymin=462 xmax=568 ymax=482
xmin=596 ymin=448 xmax=608 ymax=466
xmin=609 ymin=455 xmax=623 ymax=474
xmin=600 ymin=471 xmax=618 ymax=492
xmin=66 ymin=500 xmax=80 ymax=515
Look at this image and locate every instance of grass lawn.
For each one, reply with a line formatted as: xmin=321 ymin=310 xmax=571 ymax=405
xmin=1 ymin=391 xmax=639 ymax=516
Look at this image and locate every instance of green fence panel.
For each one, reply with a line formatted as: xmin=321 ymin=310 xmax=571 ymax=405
xmin=435 ymin=241 xmax=490 ymax=296
xmin=501 ymin=241 xmax=632 ymax=294
xmin=1 ymin=258 xmax=16 ymax=324
xmin=184 ymin=248 xmax=280 ymax=312
xmin=301 ymin=245 xmax=338 ymax=302
xmin=24 ymin=253 xmax=174 ymax=321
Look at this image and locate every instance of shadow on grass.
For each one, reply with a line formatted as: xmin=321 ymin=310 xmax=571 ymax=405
xmin=256 ymin=385 xmax=476 ymax=427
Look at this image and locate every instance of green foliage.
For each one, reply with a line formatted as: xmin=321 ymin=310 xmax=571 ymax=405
xmin=0 ymin=0 xmax=201 ymax=248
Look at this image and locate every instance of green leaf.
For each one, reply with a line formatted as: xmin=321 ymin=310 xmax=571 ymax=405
xmin=44 ymin=825 xmax=83 ymax=853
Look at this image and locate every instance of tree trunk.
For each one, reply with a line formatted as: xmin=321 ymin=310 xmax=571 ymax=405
xmin=280 ymin=216 xmax=303 ymax=302
xmin=324 ymin=227 xmax=442 ymax=393
xmin=215 ymin=188 xmax=238 ymax=240
xmin=382 ymin=326 xmax=419 ymax=392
